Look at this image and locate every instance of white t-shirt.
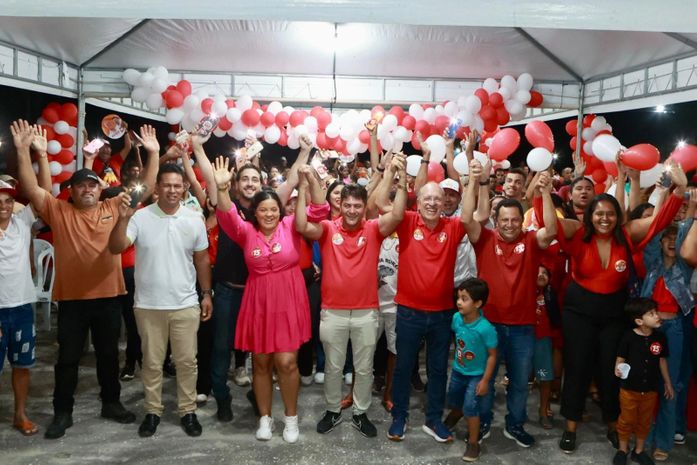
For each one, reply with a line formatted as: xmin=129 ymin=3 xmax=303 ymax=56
xmin=448 ymin=207 xmax=477 ymax=286
xmin=127 ymin=203 xmax=208 ymax=310
xmin=0 ymin=207 xmax=37 ymax=308
xmin=378 ymin=233 xmax=399 ymax=314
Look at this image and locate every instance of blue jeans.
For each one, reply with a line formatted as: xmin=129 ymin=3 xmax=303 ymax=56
xmin=479 ymin=324 xmax=535 ymax=429
xmin=447 ymin=370 xmax=482 ymax=417
xmin=647 ymin=314 xmax=692 ymax=451
xmin=391 ymin=305 xmax=453 ymax=424
xmin=210 ymin=283 xmax=243 ymax=402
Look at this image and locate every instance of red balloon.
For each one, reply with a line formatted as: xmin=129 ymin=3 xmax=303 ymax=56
xmin=176 ymin=80 xmax=192 ymax=97
xmin=260 ymin=111 xmax=275 ymax=128
xmin=42 ymin=125 xmax=56 ymax=141
xmin=251 ymin=101 xmax=261 ymax=112
xmin=275 ymin=111 xmax=289 ymax=127
xmin=53 ymin=170 xmax=73 ymax=183
xmin=427 ymin=162 xmax=445 ymax=183
xmin=434 ymin=115 xmax=450 ymax=133
xmin=480 ymin=105 xmax=495 ymax=122
xmin=310 ymin=106 xmax=324 ymax=118
xmin=42 ymin=107 xmax=60 ymax=124
xmin=569 ymin=136 xmax=578 ymax=150
xmin=371 ymin=105 xmax=385 ymax=122
xmin=528 ymin=90 xmax=544 ymax=108
xmin=316 ymin=132 xmax=328 ymax=150
xmin=60 ymin=103 xmax=78 ymax=126
xmin=389 ymin=106 xmax=405 ymax=124
xmin=358 ymin=130 xmax=371 ymax=144
xmin=591 ymin=168 xmax=608 ymax=184
xmin=489 ymin=92 xmax=504 ymax=108
xmin=594 ymin=182 xmax=606 ymax=195
xmin=621 ymin=144 xmax=660 ymax=171
xmin=414 ymin=120 xmax=431 ymax=138
xmin=495 ymin=107 xmax=510 ymax=126
xmin=164 ymin=90 xmax=184 ymax=109
xmin=668 ymin=144 xmax=697 ymax=172
xmin=56 ymin=133 xmax=74 ymax=148
xmin=401 ymin=115 xmax=416 ymax=131
xmin=524 ymin=120 xmax=554 ymax=151
xmin=334 ymin=138 xmax=346 ymax=153
xmin=474 ymin=88 xmax=489 ymax=106
xmin=289 ymin=110 xmax=307 ymax=127
xmin=582 ymin=114 xmax=596 ymax=127
xmin=316 ymin=111 xmax=332 ymax=131
xmin=226 ymin=99 xmax=235 ymax=109
xmin=603 ymin=161 xmax=618 ymax=177
xmin=565 ymin=119 xmax=578 ymax=136
xmin=488 ymin=128 xmax=521 ymax=161
xmin=411 ymin=133 xmax=422 ymax=150
xmin=241 ymin=109 xmax=260 ymax=127
xmin=55 ymin=149 xmax=74 ymax=164
xmin=201 ymin=98 xmax=214 ymax=114
xmin=483 ymin=118 xmax=498 ymax=132
xmin=218 ymin=118 xmax=232 ymax=131
xmin=456 ymin=126 xmax=470 ymax=140
xmin=586 ymin=155 xmax=604 ymax=173
xmin=277 ymin=131 xmax=288 ymax=147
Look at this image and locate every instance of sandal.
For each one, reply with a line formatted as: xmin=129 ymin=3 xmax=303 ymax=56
xmin=653 ymin=449 xmax=669 ymax=462
xmin=13 ymin=420 xmax=39 ymax=436
xmin=382 ymin=399 xmax=394 ymax=413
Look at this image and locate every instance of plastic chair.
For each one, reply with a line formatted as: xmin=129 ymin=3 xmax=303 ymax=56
xmin=32 ymin=238 xmax=55 ymax=331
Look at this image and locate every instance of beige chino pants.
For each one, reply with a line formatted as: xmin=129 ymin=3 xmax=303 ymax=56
xmin=134 ymin=306 xmax=200 ymax=417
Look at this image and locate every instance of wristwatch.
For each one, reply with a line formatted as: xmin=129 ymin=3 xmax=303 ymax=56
xmin=201 ymin=289 xmax=214 ymax=298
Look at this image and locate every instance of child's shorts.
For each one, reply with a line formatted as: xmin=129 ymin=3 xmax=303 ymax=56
xmin=0 ymin=304 xmax=36 ymax=373
xmin=447 ymin=370 xmax=482 ymax=417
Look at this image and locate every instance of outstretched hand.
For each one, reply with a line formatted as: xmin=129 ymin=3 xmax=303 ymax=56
xmin=134 ymin=125 xmax=160 ymax=154
xmin=10 ymin=120 xmax=34 ymax=150
xmin=213 ymin=156 xmax=234 ymax=188
xmin=31 ymin=124 xmax=48 ymax=153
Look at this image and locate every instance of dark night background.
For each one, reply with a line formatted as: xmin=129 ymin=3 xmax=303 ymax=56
xmin=1 ymin=84 xmax=695 ymax=177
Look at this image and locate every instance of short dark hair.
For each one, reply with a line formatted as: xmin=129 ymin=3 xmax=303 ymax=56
xmin=457 ymin=278 xmax=489 ymax=307
xmin=340 ymin=184 xmax=367 ymax=204
xmin=661 ymin=223 xmax=678 ymax=239
xmin=506 ymin=168 xmax=526 ymax=179
xmin=237 ymin=163 xmax=262 ymax=182
xmin=250 ymin=189 xmax=284 ymax=228
xmin=628 ymin=202 xmax=654 ymax=220
xmin=494 ymin=198 xmax=524 ymax=221
xmin=625 ymin=298 xmax=657 ymax=326
xmin=156 ymin=164 xmax=184 ymax=184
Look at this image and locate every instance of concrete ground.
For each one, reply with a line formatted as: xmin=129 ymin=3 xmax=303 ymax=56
xmin=1 ymin=326 xmax=695 ymax=465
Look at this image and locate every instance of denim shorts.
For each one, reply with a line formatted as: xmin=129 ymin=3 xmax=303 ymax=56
xmin=0 ymin=303 xmax=36 ymax=372
xmin=447 ymin=370 xmax=482 ymax=417
xmin=533 ymin=337 xmax=554 ymax=382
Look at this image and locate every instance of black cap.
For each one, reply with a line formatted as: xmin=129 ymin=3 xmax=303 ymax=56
xmin=69 ymin=168 xmax=101 ymax=186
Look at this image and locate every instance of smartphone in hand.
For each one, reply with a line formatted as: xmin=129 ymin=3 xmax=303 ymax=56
xmin=84 ymin=138 xmax=105 ymax=154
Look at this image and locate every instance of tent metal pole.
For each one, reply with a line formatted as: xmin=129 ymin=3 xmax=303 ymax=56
xmin=76 ymin=67 xmax=86 ymax=170
xmin=575 ymin=83 xmax=585 ymax=161
xmin=514 ymin=27 xmax=583 ymax=83
xmin=663 ymin=32 xmax=697 ymax=51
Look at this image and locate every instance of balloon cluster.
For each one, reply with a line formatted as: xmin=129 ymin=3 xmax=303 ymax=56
xmin=121 ymin=68 xmax=544 ymax=160
xmin=566 ymin=114 xmax=619 ymax=183
xmin=35 ymin=102 xmax=79 ymax=196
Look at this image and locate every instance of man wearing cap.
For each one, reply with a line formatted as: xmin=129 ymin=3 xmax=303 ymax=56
xmin=0 ymin=179 xmax=39 ymax=436
xmin=11 ymin=120 xmax=159 ymax=439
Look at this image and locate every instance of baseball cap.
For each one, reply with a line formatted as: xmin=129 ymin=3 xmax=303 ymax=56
xmin=439 ymin=178 xmax=460 ymax=193
xmin=69 ymin=168 xmax=101 ymax=186
xmin=0 ymin=179 xmax=17 ymax=198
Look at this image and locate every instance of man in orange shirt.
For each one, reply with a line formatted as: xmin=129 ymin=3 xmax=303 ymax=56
xmin=11 ymin=120 xmax=159 ymax=439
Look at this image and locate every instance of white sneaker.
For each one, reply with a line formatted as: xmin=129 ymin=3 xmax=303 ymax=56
xmin=283 ymin=415 xmax=299 ymax=443
xmin=255 ymin=415 xmax=274 ymax=441
xmin=344 ymin=372 xmax=353 ymax=386
xmin=195 ymin=393 xmax=208 ymax=404
xmin=234 ymin=366 xmax=251 ymax=387
xmin=314 ymin=372 xmax=325 ymax=384
xmin=674 ymin=432 xmax=686 ymax=445
xmin=300 ymin=375 xmax=314 ymax=386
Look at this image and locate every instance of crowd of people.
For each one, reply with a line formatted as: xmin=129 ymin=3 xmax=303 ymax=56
xmin=0 ymin=115 xmax=696 ymax=464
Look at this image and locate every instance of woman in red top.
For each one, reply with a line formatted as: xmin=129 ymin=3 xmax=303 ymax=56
xmin=546 ymin=163 xmax=687 ymax=454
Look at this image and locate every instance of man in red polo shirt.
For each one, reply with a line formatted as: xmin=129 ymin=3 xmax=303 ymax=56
xmin=386 ymin=160 xmax=482 ymax=443
xmin=295 ymin=156 xmax=407 ymax=438
xmin=466 ymin=170 xmax=557 ymax=448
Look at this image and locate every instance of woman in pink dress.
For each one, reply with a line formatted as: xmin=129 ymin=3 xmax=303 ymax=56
xmin=213 ymin=156 xmax=328 ymax=443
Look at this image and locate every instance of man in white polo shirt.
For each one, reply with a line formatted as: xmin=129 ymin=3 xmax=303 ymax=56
xmin=109 ymin=164 xmax=212 ymax=438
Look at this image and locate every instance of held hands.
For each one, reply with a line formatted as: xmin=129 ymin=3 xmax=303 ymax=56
xmin=213 ymin=156 xmax=234 ymax=188
xmin=389 ymin=153 xmax=406 ymax=174
xmin=30 ymin=124 xmax=48 ymax=153
xmin=468 ymin=159 xmax=483 ymax=181
xmin=10 ymin=119 xmax=34 ymax=150
xmin=134 ymin=124 xmax=160 ymax=154
xmin=536 ymin=171 xmax=553 ymax=194
xmin=297 ymin=165 xmax=312 ymax=189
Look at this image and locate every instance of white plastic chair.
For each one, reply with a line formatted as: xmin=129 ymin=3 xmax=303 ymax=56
xmin=32 ymin=238 xmax=55 ymax=331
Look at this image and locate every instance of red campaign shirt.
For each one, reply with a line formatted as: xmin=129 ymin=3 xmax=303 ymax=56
xmin=121 ymin=245 xmax=135 ymax=269
xmin=93 ymin=154 xmax=124 ymax=186
xmin=395 ymin=211 xmax=466 ymax=311
xmin=299 ymin=238 xmax=313 ymax=270
xmin=535 ymin=290 xmax=552 ymax=339
xmin=318 ymin=218 xmax=384 ymax=309
xmin=207 ymin=223 xmax=219 ymax=267
xmin=474 ymin=228 xmax=542 ymax=325
xmin=652 ymin=277 xmax=679 ymax=314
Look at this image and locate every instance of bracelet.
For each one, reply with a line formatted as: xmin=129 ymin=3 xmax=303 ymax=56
xmin=376 ymin=166 xmax=385 ymax=173
xmin=479 ymin=180 xmax=490 ymax=185
xmin=397 ymin=184 xmax=407 ymax=190
xmin=217 ymin=183 xmax=230 ymax=192
xmin=420 ymin=159 xmax=429 ymax=164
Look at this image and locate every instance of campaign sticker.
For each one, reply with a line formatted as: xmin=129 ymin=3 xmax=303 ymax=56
xmin=615 ymin=260 xmax=627 ymax=272
xmin=438 ymin=232 xmax=447 ymax=243
xmin=357 ymin=236 xmax=366 ymax=248
xmin=650 ymin=342 xmax=663 ymax=355
xmin=514 ymin=243 xmax=525 ymax=254
xmin=271 ymin=243 xmax=282 ymax=254
xmin=251 ymin=248 xmax=261 ymax=258
xmin=332 ymin=233 xmax=344 ymax=245
xmin=413 ymin=229 xmax=424 ymax=241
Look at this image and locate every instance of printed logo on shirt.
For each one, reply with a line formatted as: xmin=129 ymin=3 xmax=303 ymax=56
xmin=413 ymin=228 xmax=424 ymax=241
xmin=101 ymin=215 xmax=113 ymax=224
xmin=438 ymin=232 xmax=447 ymax=243
xmin=357 ymin=236 xmax=366 ymax=248
xmin=464 ymin=351 xmax=475 ymax=361
xmin=332 ymin=233 xmax=344 ymax=245
xmin=514 ymin=243 xmax=525 ymax=254
xmin=650 ymin=341 xmax=663 ymax=355
xmin=271 ymin=243 xmax=282 ymax=254
xmin=458 ymin=339 xmax=465 ymax=349
xmin=615 ymin=260 xmax=627 ymax=273
xmin=495 ymin=244 xmax=503 ymax=256
xmin=251 ymin=247 xmax=262 ymax=258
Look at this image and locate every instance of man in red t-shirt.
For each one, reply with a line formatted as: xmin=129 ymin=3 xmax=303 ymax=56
xmin=466 ymin=170 xmax=557 ymax=448
xmin=296 ymin=157 xmax=407 ymax=438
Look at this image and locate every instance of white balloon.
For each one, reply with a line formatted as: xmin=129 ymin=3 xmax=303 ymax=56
xmin=264 ymin=125 xmax=281 ymax=144
xmin=181 ymin=115 xmax=196 ymax=132
xmin=212 ymin=100 xmax=228 ymax=117
xmin=254 ymin=124 xmax=265 ymax=138
xmin=457 ymin=95 xmax=468 ymax=109
xmin=47 ymin=140 xmax=61 ymax=155
xmin=325 ymin=123 xmax=340 ymax=138
xmin=231 ymin=125 xmax=248 ymax=141
xmin=453 ymin=153 xmax=469 ymax=175
xmin=167 ymin=131 xmax=177 ymax=141
xmin=515 ymin=90 xmax=531 ymax=104
xmin=267 ymin=101 xmax=283 ymax=115
xmin=123 ymin=68 xmax=141 ymax=86
xmin=590 ymin=116 xmax=607 ymax=132
xmin=131 ymin=87 xmax=149 ymax=103
xmin=392 ymin=141 xmax=403 ymax=153
xmin=146 ymin=93 xmax=163 ymax=110
xmin=498 ymin=86 xmax=512 ymax=101
xmin=640 ymin=163 xmax=664 ymax=189
xmin=527 ymin=147 xmax=553 ymax=171
xmin=473 ymin=151 xmax=489 ymax=166
xmin=190 ymin=108 xmax=205 ymax=124
xmin=406 ymin=155 xmax=423 ymax=177
xmin=425 ymin=135 xmax=447 ymax=164
xmin=49 ymin=161 xmax=62 ymax=176
xmin=382 ymin=114 xmax=398 ymax=130
xmin=287 ymin=135 xmax=300 ymax=150
xmin=213 ymin=128 xmax=226 ymax=138
xmin=183 ymin=94 xmax=201 ymax=111
xmin=151 ymin=78 xmax=168 ymax=94
xmin=339 ymin=124 xmax=356 ymax=141
xmin=304 ymin=116 xmax=318 ymax=133
xmin=393 ymin=126 xmax=409 ymax=142
xmin=434 ymin=104 xmax=445 ymax=115
xmin=500 ymin=160 xmax=511 ymax=169
xmin=236 ymin=95 xmax=253 ymax=111
xmin=348 ymin=137 xmax=363 ymax=155
xmin=166 ymin=108 xmax=184 ymax=125
xmin=293 ymin=124 xmax=309 ymax=138
xmin=592 ymin=134 xmax=622 ymax=162
xmin=67 ymin=126 xmax=77 ymax=138
xmin=464 ymin=95 xmax=482 ymax=114
xmin=482 ymin=78 xmax=499 ymax=94
xmin=472 ymin=115 xmax=484 ymax=133
xmin=517 ymin=73 xmax=534 ymax=91
xmin=459 ymin=111 xmax=473 ymax=127
xmin=226 ymin=107 xmax=241 ymax=123
xmin=359 ymin=109 xmax=372 ymax=124
xmin=380 ymin=133 xmax=395 ymax=152
xmin=504 ymin=100 xmax=523 ymax=115
xmin=63 ymin=160 xmax=77 ymax=173
xmin=581 ymin=127 xmax=596 ymax=141
xmin=153 ymin=65 xmax=169 ymax=81
xmin=282 ymin=106 xmax=295 ymax=114
xmin=583 ymin=141 xmax=594 ymax=156
xmin=444 ymin=101 xmax=458 ymax=117
xmin=409 ymin=103 xmax=424 ymax=120
xmin=137 ymin=72 xmax=154 ymax=88
xmin=501 ymin=75 xmax=517 ymax=90
xmin=51 ymin=183 xmax=60 ymax=197
xmin=53 ymin=120 xmax=69 ymax=135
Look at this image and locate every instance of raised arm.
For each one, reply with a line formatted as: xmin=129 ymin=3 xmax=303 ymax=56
xmin=30 ymin=124 xmax=52 ymax=193
xmin=109 ymin=192 xmax=136 ymax=254
xmin=366 ymin=119 xmax=380 ymax=172
xmin=129 ymin=130 xmax=144 ymax=171
xmin=463 ymin=129 xmax=477 ymax=163
xmin=680 ymin=212 xmax=697 ymax=267
xmin=535 ymin=171 xmax=558 ymax=249
xmin=277 ymin=134 xmax=312 ymax=206
xmin=212 ymin=156 xmax=234 ymax=213
xmin=11 ymin=120 xmax=47 ymax=211
xmin=131 ymin=125 xmax=160 ymax=200
xmin=474 ymin=158 xmax=491 ymax=223
xmin=461 ymin=159 xmax=483 ymax=243
xmin=414 ymin=131 xmax=430 ymax=194
xmin=190 ymin=133 xmax=217 ymax=206
xmin=378 ymin=154 xmax=407 ymax=236
xmin=294 ymin=166 xmax=324 ymax=240
xmin=524 ymin=171 xmax=542 ymax=205
xmin=118 ymin=128 xmax=133 ymax=161
xmin=181 ymin=149 xmax=207 ymax=208
xmin=444 ymin=132 xmax=459 ymax=181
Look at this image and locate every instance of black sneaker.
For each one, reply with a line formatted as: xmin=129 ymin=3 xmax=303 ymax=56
xmin=352 ymin=413 xmax=377 ymax=438
xmin=613 ymin=450 xmax=628 ymax=465
xmin=138 ymin=414 xmax=160 ymax=438
xmin=503 ymin=425 xmax=534 ymax=448
xmin=630 ymin=450 xmax=655 ymax=465
xmin=316 ymin=410 xmax=342 ymax=434
xmin=216 ymin=397 xmax=233 ymax=422
xmin=607 ymin=429 xmax=619 ymax=449
xmin=559 ymin=430 xmax=576 ymax=454
xmin=180 ymin=413 xmax=202 ymax=437
xmin=101 ymin=402 xmax=136 ymax=424
xmin=119 ymin=362 xmax=135 ymax=381
xmin=44 ymin=412 xmax=73 ymax=439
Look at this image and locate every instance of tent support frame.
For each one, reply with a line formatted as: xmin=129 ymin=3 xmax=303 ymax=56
xmin=514 ymin=27 xmax=584 ymax=83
